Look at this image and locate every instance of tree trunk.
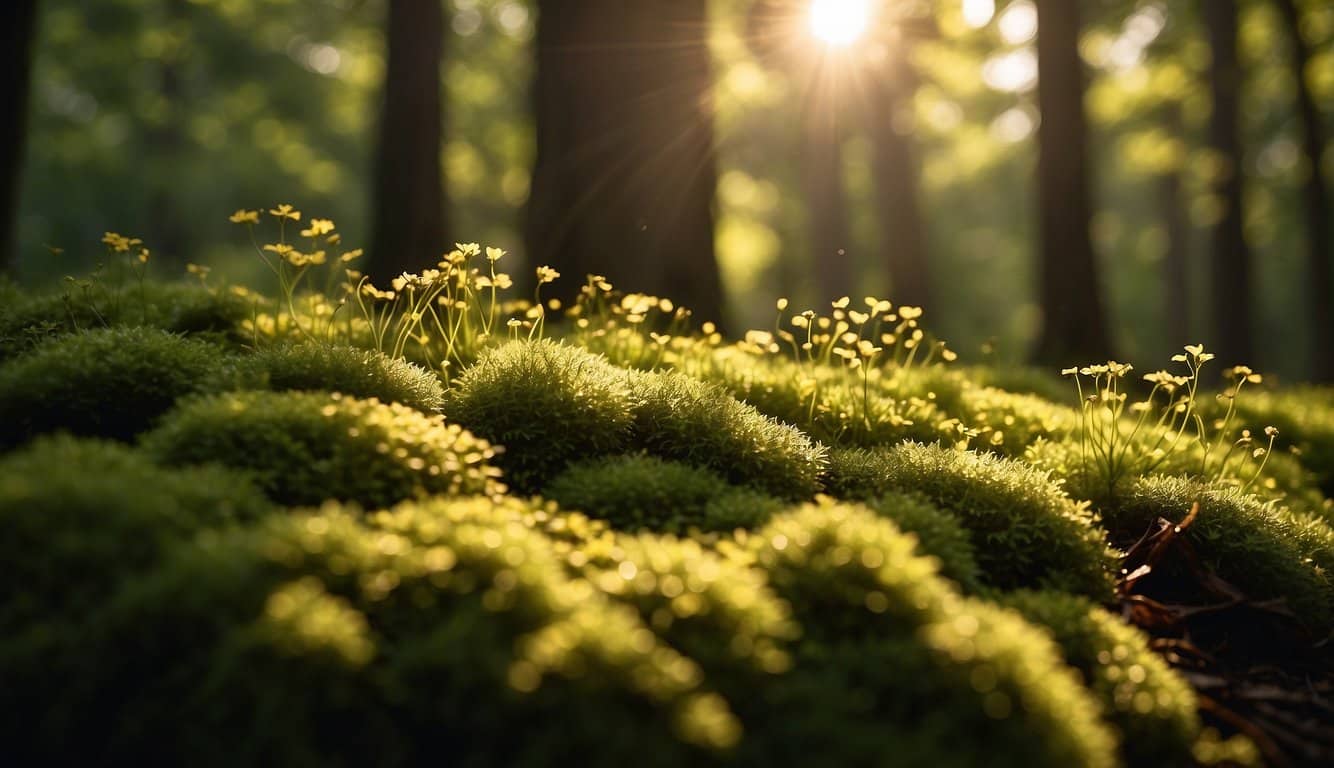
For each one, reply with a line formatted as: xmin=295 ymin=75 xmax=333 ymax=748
xmin=870 ymin=47 xmax=930 ymax=310
xmin=801 ymin=70 xmax=854 ymax=304
xmin=1203 ymin=0 xmax=1253 ymax=368
xmin=148 ymin=0 xmax=188 ymax=267
xmin=1160 ymin=105 xmax=1190 ymax=350
xmin=526 ymin=0 xmax=724 ymax=325
xmin=1 ymin=0 xmax=39 ymax=275
xmin=369 ymin=0 xmax=447 ymax=282
xmin=1275 ymin=0 xmax=1332 ymax=382
xmin=1032 ymin=0 xmax=1112 ymax=367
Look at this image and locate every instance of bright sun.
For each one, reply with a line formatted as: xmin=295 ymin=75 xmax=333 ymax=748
xmin=809 ymin=0 xmax=873 ymax=47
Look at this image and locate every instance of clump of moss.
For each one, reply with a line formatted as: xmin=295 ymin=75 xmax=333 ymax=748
xmin=0 ymin=280 xmax=250 ymax=361
xmin=859 ymin=491 xmax=984 ymax=592
xmin=826 ymin=443 xmax=1117 ymax=598
xmin=239 ymin=343 xmax=444 ymax=412
xmin=1110 ymin=476 xmax=1333 ymax=628
xmin=627 ymin=370 xmax=827 ymax=499
xmin=446 ymin=340 xmax=636 ymax=492
xmin=1230 ymin=387 xmax=1334 ymax=495
xmin=0 ymin=326 xmax=228 ymax=449
xmin=739 ymin=501 xmax=1118 ymax=768
xmin=142 ymin=391 xmax=503 ymax=508
xmin=544 ymin=455 xmax=786 ymax=533
xmin=44 ymin=498 xmax=736 ymax=765
xmin=1000 ymin=590 xmax=1200 ymax=766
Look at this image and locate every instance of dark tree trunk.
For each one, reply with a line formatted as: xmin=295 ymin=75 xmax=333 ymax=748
xmin=527 ymin=0 xmax=724 ymax=325
xmin=1 ymin=0 xmax=39 ymax=275
xmin=1032 ymin=0 xmax=1112 ymax=367
xmin=1161 ymin=105 xmax=1191 ymax=349
xmin=148 ymin=0 xmax=188 ymax=267
xmin=870 ymin=47 xmax=930 ymax=310
xmin=1203 ymin=0 xmax=1253 ymax=368
xmin=370 ymin=0 xmax=446 ymax=282
xmin=1275 ymin=0 xmax=1332 ymax=382
xmin=801 ymin=71 xmax=853 ymax=304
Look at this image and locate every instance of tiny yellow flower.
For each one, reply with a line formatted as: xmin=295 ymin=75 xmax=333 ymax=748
xmin=535 ymin=265 xmax=560 ymax=285
xmin=268 ymin=204 xmax=301 ymax=221
xmin=340 ymin=248 xmax=364 ymax=262
xmin=300 ymin=218 xmax=336 ymax=237
xmin=486 ymin=246 xmax=506 ymax=262
xmin=137 ymin=248 xmax=150 ymax=264
xmin=229 ymin=209 xmax=260 ymax=224
xmin=263 ymin=243 xmax=294 ymax=256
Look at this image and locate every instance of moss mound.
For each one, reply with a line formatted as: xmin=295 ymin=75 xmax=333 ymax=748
xmin=859 ymin=491 xmax=985 ymax=592
xmin=240 ymin=343 xmax=444 ymax=412
xmin=627 ymin=370 xmax=827 ymax=499
xmin=1111 ymin=476 xmax=1333 ymax=628
xmin=1000 ymin=590 xmax=1201 ymax=765
xmin=545 ymin=455 xmax=786 ymax=533
xmin=826 ymin=443 xmax=1117 ymax=598
xmin=0 ymin=326 xmax=227 ymax=449
xmin=446 ymin=340 xmax=637 ymax=492
xmin=142 ymin=391 xmax=503 ymax=507
xmin=39 ymin=499 xmax=736 ymax=766
xmin=740 ymin=502 xmax=1118 ymax=768
xmin=0 ymin=280 xmax=249 ymax=360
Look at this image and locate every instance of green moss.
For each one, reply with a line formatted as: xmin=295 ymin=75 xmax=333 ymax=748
xmin=1111 ymin=476 xmax=1333 ymax=628
xmin=1000 ymin=590 xmax=1200 ymax=766
xmin=240 ymin=343 xmax=444 ymax=412
xmin=142 ymin=391 xmax=503 ymax=507
xmin=627 ymin=370 xmax=827 ymax=499
xmin=1230 ymin=387 xmax=1334 ymax=496
xmin=544 ymin=455 xmax=786 ymax=533
xmin=826 ymin=443 xmax=1118 ymax=598
xmin=39 ymin=499 xmax=735 ymax=765
xmin=0 ymin=280 xmax=250 ymax=360
xmin=740 ymin=502 xmax=1118 ymax=768
xmin=446 ymin=340 xmax=636 ymax=492
xmin=0 ymin=326 xmax=228 ymax=449
xmin=859 ymin=491 xmax=985 ymax=592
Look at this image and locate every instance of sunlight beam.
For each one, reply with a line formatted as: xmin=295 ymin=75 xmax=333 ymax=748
xmin=809 ymin=0 xmax=873 ymax=47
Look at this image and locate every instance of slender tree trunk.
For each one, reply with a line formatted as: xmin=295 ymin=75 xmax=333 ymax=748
xmin=1161 ymin=104 xmax=1191 ymax=349
xmin=1275 ymin=0 xmax=1332 ymax=382
xmin=801 ymin=72 xmax=853 ymax=304
xmin=527 ymin=0 xmax=724 ymax=325
xmin=1203 ymin=0 xmax=1253 ymax=368
xmin=1 ymin=0 xmax=39 ymax=275
xmin=870 ymin=47 xmax=930 ymax=310
xmin=1032 ymin=0 xmax=1112 ymax=366
xmin=148 ymin=0 xmax=188 ymax=267
xmin=370 ymin=0 xmax=446 ymax=282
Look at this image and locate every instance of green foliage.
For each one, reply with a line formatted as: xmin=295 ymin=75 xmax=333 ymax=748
xmin=0 ymin=326 xmax=227 ymax=448
xmin=1000 ymin=590 xmax=1201 ymax=766
xmin=446 ymin=340 xmax=636 ymax=492
xmin=544 ymin=455 xmax=785 ymax=533
xmin=142 ymin=391 xmax=503 ymax=508
xmin=0 ymin=280 xmax=250 ymax=361
xmin=1229 ymin=387 xmax=1334 ymax=496
xmin=1110 ymin=476 xmax=1333 ymax=628
xmin=742 ymin=502 xmax=1118 ymax=768
xmin=859 ymin=491 xmax=984 ymax=593
xmin=0 ymin=435 xmax=271 ymax=757
xmin=239 ymin=343 xmax=444 ymax=412
xmin=627 ymin=370 xmax=827 ymax=499
xmin=826 ymin=443 xmax=1118 ymax=598
xmin=44 ymin=498 xmax=735 ymax=765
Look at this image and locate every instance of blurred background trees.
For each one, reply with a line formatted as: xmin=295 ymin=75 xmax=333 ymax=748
xmin=4 ymin=0 xmax=1331 ymax=380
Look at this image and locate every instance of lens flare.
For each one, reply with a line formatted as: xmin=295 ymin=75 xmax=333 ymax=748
xmin=809 ymin=0 xmax=873 ymax=47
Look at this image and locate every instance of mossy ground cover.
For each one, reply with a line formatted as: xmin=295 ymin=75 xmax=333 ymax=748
xmin=2 ymin=228 xmax=1330 ymax=765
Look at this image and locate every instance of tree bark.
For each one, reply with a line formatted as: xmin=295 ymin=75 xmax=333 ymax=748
xmin=1203 ymin=0 xmax=1253 ymax=368
xmin=870 ymin=47 xmax=930 ymax=310
xmin=1275 ymin=0 xmax=1332 ymax=382
xmin=801 ymin=68 xmax=854 ymax=304
xmin=1032 ymin=0 xmax=1112 ymax=367
xmin=1160 ymin=105 xmax=1191 ymax=350
xmin=1 ymin=0 xmax=39 ymax=275
xmin=369 ymin=0 xmax=447 ymax=282
xmin=527 ymin=0 xmax=724 ymax=325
